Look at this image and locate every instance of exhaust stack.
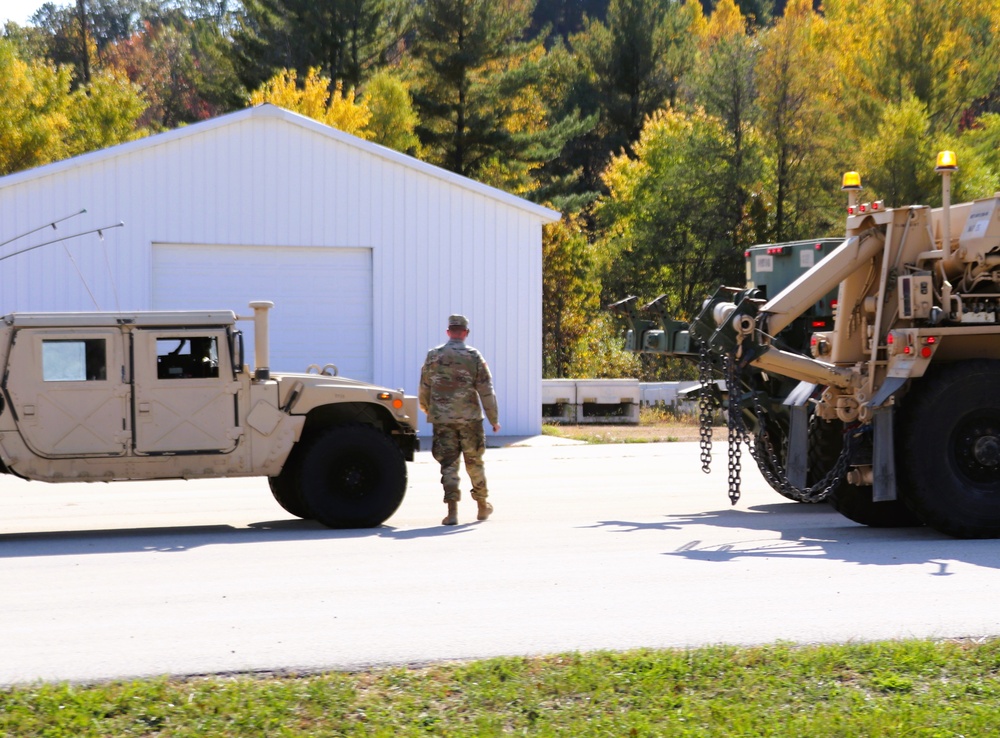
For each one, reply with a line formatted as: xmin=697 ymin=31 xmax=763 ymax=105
xmin=248 ymin=301 xmax=274 ymax=380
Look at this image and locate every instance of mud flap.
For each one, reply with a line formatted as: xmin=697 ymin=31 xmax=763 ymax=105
xmin=872 ymin=405 xmax=897 ymax=501
xmin=784 ymin=382 xmax=815 ymax=488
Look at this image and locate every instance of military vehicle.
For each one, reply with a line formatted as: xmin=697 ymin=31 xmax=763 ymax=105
xmin=616 ymin=151 xmax=1000 ymax=538
xmin=0 ymin=300 xmax=418 ymax=528
xmin=612 ymin=238 xmax=841 ymax=504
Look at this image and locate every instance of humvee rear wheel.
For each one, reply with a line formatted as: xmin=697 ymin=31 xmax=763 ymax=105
xmin=899 ymin=360 xmax=1000 ymax=538
xmin=296 ymin=424 xmax=407 ymax=528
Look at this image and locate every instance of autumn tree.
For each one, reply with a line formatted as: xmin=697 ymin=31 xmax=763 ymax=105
xmin=754 ymin=0 xmax=840 ymax=241
xmin=826 ymin=0 xmax=1000 ymax=141
xmin=686 ymin=0 xmax=762 ymax=251
xmin=249 ymin=67 xmax=371 ymax=137
xmin=596 ymin=107 xmax=744 ymax=317
xmin=542 ymin=213 xmax=601 ymax=377
xmin=361 ymin=69 xmax=421 ymax=154
xmin=0 ymin=37 xmax=146 ymax=176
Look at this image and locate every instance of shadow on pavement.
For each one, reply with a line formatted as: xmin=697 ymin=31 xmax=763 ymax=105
xmin=585 ymin=502 xmax=1000 ymax=572
xmin=0 ymin=518 xmax=475 ymax=557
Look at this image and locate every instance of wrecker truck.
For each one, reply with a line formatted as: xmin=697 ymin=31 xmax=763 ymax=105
xmin=614 ymin=152 xmax=1000 ymax=538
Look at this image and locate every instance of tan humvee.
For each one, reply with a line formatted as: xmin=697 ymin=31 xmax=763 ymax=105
xmin=0 ymin=301 xmax=417 ymax=528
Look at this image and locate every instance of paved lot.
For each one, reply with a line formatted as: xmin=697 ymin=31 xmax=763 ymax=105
xmin=2 ymin=439 xmax=999 ymax=686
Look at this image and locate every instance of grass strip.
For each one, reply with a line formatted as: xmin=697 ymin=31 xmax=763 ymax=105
xmin=3 ymin=640 xmax=1000 ymax=736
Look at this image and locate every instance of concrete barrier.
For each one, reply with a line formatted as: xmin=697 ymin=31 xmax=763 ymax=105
xmin=541 ymin=378 xmax=578 ymax=423
xmin=542 ymin=378 xmax=640 ymax=424
xmin=541 ymin=379 xmax=716 ymax=425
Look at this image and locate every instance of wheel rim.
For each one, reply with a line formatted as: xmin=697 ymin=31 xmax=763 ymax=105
xmin=332 ymin=453 xmax=377 ymax=498
xmin=952 ymin=412 xmax=1000 ymax=485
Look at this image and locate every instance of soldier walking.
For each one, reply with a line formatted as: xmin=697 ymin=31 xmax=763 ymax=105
xmin=419 ymin=314 xmax=501 ymax=525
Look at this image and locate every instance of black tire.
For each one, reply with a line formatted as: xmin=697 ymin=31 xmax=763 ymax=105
xmin=897 ymin=360 xmax=1000 ymax=538
xmin=294 ymin=424 xmax=407 ymax=528
xmin=754 ymin=416 xmax=815 ymax=502
xmin=820 ymin=421 xmax=923 ymax=528
xmin=268 ymin=467 xmax=308 ymax=518
xmin=753 ymin=411 xmax=840 ymax=503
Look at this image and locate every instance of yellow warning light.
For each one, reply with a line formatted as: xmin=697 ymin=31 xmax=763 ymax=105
xmin=936 ymin=150 xmax=958 ymax=172
xmin=841 ymin=171 xmax=862 ymax=190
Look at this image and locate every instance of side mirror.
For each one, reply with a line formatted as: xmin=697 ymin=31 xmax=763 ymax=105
xmin=231 ymin=330 xmax=245 ymax=374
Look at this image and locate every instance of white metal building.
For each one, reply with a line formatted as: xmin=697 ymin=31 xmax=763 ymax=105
xmin=0 ymin=104 xmax=560 ymax=437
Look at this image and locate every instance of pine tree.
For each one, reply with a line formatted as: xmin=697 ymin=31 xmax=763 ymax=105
xmin=410 ymin=0 xmax=586 ymax=193
xmin=233 ymin=0 xmax=407 ymax=92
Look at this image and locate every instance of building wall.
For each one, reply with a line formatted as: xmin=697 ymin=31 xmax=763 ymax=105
xmin=0 ymin=107 xmax=555 ymax=437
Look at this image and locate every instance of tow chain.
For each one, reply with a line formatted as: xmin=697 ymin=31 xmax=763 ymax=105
xmin=698 ymin=344 xmax=716 ymax=474
xmin=696 ymin=345 xmax=854 ymax=505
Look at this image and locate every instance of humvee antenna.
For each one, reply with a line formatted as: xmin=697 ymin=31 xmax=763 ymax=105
xmin=0 ymin=221 xmax=124 ymax=263
xmin=0 ymin=209 xmax=87 ymax=249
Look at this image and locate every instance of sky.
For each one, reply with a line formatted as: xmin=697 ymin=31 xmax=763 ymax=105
xmin=2 ymin=0 xmax=46 ymax=27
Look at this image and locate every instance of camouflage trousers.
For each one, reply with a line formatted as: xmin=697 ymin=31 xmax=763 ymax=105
xmin=431 ymin=421 xmax=488 ymax=503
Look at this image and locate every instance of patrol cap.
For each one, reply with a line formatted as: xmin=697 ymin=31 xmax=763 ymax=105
xmin=448 ymin=314 xmax=469 ymax=329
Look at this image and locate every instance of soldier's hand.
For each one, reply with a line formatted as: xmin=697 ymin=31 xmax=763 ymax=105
xmin=492 ymin=423 xmax=500 ymax=433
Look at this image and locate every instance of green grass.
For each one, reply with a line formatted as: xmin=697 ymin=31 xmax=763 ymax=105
xmin=4 ymin=640 xmax=1000 ymax=736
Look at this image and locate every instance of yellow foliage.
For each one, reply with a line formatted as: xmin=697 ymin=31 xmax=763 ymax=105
xmin=783 ymin=0 xmax=813 ymax=20
xmin=682 ymin=0 xmax=708 ymax=39
xmin=705 ymin=0 xmax=747 ymax=43
xmin=250 ymin=68 xmax=372 ymax=139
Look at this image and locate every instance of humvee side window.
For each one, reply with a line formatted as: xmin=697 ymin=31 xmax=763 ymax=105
xmin=42 ymin=339 xmax=107 ymax=382
xmin=156 ymin=337 xmax=220 ymax=379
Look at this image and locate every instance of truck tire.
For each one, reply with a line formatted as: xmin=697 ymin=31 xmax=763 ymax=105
xmin=897 ymin=360 xmax=1000 ymax=538
xmin=753 ymin=417 xmax=822 ymax=502
xmin=296 ymin=423 xmax=407 ymax=528
xmin=827 ymin=483 xmax=922 ymax=528
xmin=755 ymin=413 xmax=837 ymax=503
xmin=817 ymin=420 xmax=922 ymax=528
xmin=268 ymin=467 xmax=308 ymax=519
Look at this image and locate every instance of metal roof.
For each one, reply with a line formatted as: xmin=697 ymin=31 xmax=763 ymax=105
xmin=0 ymin=104 xmax=561 ymax=223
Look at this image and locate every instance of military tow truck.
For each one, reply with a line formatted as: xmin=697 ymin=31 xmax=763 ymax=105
xmin=0 ymin=300 xmax=418 ymax=528
xmin=612 ymin=238 xmax=841 ymax=504
xmin=615 ymin=152 xmax=1000 ymax=539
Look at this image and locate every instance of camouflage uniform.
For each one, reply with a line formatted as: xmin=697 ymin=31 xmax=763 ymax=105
xmin=419 ymin=318 xmax=499 ymax=504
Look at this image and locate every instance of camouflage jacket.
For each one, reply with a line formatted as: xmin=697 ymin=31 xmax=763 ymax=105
xmin=419 ymin=339 xmax=499 ymax=425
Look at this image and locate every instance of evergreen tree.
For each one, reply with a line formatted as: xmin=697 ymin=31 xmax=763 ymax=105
xmin=552 ymin=0 xmax=698 ymax=201
xmin=410 ymin=0 xmax=587 ymax=193
xmin=233 ymin=0 xmax=408 ymax=93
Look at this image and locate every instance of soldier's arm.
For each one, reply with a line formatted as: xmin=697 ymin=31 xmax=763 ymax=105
xmin=474 ymin=354 xmax=499 ymax=427
xmin=418 ymin=355 xmax=432 ymax=414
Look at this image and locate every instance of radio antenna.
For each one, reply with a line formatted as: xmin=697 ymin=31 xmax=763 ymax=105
xmin=0 ymin=222 xmax=125 ymax=263
xmin=0 ymin=209 xmax=87 ymax=249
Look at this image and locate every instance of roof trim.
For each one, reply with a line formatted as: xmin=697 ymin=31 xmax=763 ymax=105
xmin=0 ymin=104 xmax=561 ymax=223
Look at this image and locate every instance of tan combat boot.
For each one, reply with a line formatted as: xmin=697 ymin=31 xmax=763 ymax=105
xmin=442 ymin=501 xmax=458 ymax=526
xmin=476 ymin=499 xmax=493 ymax=521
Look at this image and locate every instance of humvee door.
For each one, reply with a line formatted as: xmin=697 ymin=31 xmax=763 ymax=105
xmin=4 ymin=329 xmax=129 ymax=456
xmin=132 ymin=328 xmax=242 ymax=454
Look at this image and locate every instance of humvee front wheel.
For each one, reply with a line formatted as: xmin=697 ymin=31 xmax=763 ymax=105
xmin=268 ymin=471 xmax=307 ymax=518
xmin=296 ymin=424 xmax=407 ymax=528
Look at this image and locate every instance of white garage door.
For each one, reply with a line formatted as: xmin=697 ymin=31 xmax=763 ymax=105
xmin=152 ymin=243 xmax=373 ymax=381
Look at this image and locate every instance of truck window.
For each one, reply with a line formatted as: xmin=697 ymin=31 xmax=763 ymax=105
xmin=42 ymin=339 xmax=107 ymax=382
xmin=156 ymin=337 xmax=219 ymax=379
